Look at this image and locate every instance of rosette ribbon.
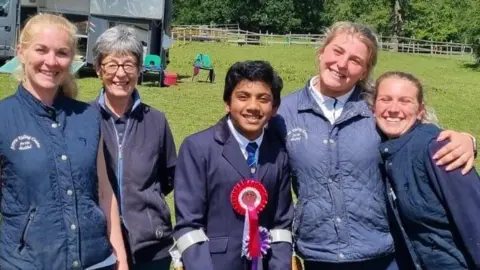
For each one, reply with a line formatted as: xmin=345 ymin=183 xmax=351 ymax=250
xmin=230 ymin=180 xmax=269 ymax=270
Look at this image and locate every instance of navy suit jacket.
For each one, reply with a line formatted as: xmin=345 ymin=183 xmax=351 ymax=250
xmin=173 ymin=116 xmax=294 ymax=270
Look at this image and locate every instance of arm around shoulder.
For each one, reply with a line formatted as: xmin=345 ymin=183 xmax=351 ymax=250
xmin=434 ymin=130 xmax=476 ymax=173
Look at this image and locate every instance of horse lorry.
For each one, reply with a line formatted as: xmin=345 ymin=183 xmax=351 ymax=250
xmin=0 ymin=0 xmax=173 ymax=68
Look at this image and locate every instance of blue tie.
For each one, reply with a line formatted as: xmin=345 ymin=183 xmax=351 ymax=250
xmin=332 ymin=98 xmax=339 ymax=121
xmin=246 ymin=142 xmax=258 ymax=176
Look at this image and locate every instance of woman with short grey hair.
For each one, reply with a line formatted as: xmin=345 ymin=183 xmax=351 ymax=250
xmin=91 ymin=25 xmax=177 ymax=270
xmin=93 ymin=25 xmax=144 ymax=72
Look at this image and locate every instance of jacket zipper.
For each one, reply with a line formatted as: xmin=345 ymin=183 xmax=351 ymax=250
xmin=19 ymin=209 xmax=36 ymax=252
xmin=111 ymin=118 xmax=130 ymax=226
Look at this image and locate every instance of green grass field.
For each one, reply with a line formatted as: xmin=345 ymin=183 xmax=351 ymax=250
xmin=0 ymin=42 xmax=478 ymax=267
xmin=1 ymin=42 xmax=477 ymax=166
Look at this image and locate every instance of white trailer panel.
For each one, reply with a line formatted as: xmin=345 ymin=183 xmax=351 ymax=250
xmin=90 ymin=0 xmax=165 ymax=20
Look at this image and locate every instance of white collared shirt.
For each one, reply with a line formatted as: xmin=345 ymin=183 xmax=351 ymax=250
xmin=227 ymin=117 xmax=264 ymax=161
xmin=309 ymin=75 xmax=355 ymax=124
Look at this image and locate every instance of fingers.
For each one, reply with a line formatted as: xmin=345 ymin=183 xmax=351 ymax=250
xmin=436 ymin=141 xmax=473 ymax=168
xmin=434 ymin=131 xmax=474 ymax=165
xmin=436 ymin=130 xmax=453 ymax=143
xmin=433 ymin=142 xmax=456 ymax=161
xmin=460 ymin=157 xmax=475 ymax=175
xmin=444 ymin=152 xmax=469 ymax=171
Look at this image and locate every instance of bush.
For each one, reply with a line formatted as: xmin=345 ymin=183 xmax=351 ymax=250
xmin=473 ymin=37 xmax=480 ymax=65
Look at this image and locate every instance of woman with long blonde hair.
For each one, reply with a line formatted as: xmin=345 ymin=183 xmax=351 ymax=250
xmin=0 ymin=13 xmax=128 ymax=270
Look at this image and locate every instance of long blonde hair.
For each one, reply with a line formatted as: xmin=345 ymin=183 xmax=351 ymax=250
xmin=15 ymin=13 xmax=79 ymax=98
xmin=317 ymin=21 xmax=379 ymax=95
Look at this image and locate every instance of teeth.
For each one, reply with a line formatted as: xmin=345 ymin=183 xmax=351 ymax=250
xmin=114 ymin=82 xmax=128 ymax=85
xmin=330 ymin=69 xmax=344 ymax=78
xmin=386 ymin=117 xmax=401 ymax=122
xmin=41 ymin=71 xmax=56 ymax=76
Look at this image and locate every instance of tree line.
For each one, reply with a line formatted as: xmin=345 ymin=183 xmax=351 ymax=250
xmin=172 ymin=0 xmax=480 ymax=62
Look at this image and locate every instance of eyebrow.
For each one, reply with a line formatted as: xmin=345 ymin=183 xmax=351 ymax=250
xmin=332 ymin=44 xmax=344 ymax=51
xmin=235 ymin=90 xmax=272 ymax=96
xmin=33 ymin=43 xmax=71 ymax=51
xmin=351 ymin=56 xmax=364 ymax=63
xmin=332 ymin=44 xmax=365 ymax=62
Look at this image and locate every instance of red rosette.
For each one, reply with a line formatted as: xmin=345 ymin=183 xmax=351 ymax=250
xmin=230 ymin=179 xmax=268 ymax=216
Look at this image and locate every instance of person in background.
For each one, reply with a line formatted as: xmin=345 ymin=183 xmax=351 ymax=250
xmin=374 ymin=71 xmax=480 ymax=270
xmin=0 ymin=13 xmax=127 ymax=270
xmin=173 ymin=60 xmax=294 ymax=270
xmin=91 ymin=25 xmax=177 ymax=270
xmin=270 ymin=21 xmax=476 ymax=270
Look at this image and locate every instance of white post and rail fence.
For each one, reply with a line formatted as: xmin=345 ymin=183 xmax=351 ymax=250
xmin=170 ymin=25 xmax=474 ymax=57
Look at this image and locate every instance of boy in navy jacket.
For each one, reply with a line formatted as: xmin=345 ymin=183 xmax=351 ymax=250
xmin=171 ymin=60 xmax=293 ymax=270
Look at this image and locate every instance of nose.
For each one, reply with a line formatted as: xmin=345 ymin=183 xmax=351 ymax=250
xmin=388 ymin=101 xmax=400 ymax=113
xmin=115 ymin=65 xmax=127 ymax=77
xmin=44 ymin=52 xmax=58 ymax=66
xmin=337 ymin=55 xmax=348 ymax=69
xmin=246 ymin=98 xmax=260 ymax=111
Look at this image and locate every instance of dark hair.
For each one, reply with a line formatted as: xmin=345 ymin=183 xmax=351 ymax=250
xmin=223 ymin=60 xmax=283 ymax=107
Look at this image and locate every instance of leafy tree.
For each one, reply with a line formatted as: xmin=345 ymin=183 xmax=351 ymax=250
xmin=253 ymin=0 xmax=300 ymax=33
xmin=292 ymin=0 xmax=327 ymax=33
xmin=401 ymin=0 xmax=460 ymax=41
xmin=322 ymin=0 xmax=391 ymax=35
xmin=456 ymin=0 xmax=480 ymax=63
xmin=172 ymin=0 xmax=480 ymax=63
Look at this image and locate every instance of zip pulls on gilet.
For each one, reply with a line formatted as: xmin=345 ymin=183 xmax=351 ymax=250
xmin=19 ymin=208 xmax=36 ymax=253
xmin=110 ymin=118 xmax=131 ymax=228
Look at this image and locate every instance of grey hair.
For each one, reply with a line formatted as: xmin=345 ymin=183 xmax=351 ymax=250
xmin=92 ymin=25 xmax=144 ymax=70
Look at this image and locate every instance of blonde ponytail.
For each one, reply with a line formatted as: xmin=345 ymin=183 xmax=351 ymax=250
xmin=61 ymin=73 xmax=78 ymax=98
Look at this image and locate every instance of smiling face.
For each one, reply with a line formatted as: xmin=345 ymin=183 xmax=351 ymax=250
xmin=225 ymin=80 xmax=277 ymax=141
xmin=318 ymin=33 xmax=369 ymax=97
xmin=97 ymin=53 xmax=139 ymax=99
xmin=18 ymin=26 xmax=74 ymax=94
xmin=374 ymin=77 xmax=425 ymax=139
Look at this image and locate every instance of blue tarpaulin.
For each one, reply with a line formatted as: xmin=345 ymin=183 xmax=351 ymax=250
xmin=0 ymin=56 xmax=85 ymax=74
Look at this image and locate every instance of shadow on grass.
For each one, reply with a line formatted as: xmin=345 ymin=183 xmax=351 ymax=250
xmin=141 ymin=81 xmax=163 ymax=87
xmin=178 ymin=74 xmax=191 ymax=80
xmin=77 ymin=67 xmax=97 ymax=78
xmin=461 ymin=62 xmax=480 ymax=71
xmin=193 ymin=80 xmax=217 ymax=84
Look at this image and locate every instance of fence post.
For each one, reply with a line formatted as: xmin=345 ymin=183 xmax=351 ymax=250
xmin=379 ymin=34 xmax=383 ymax=50
xmin=392 ymin=35 xmax=399 ymax=52
xmin=170 ymin=25 xmax=473 ymax=57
